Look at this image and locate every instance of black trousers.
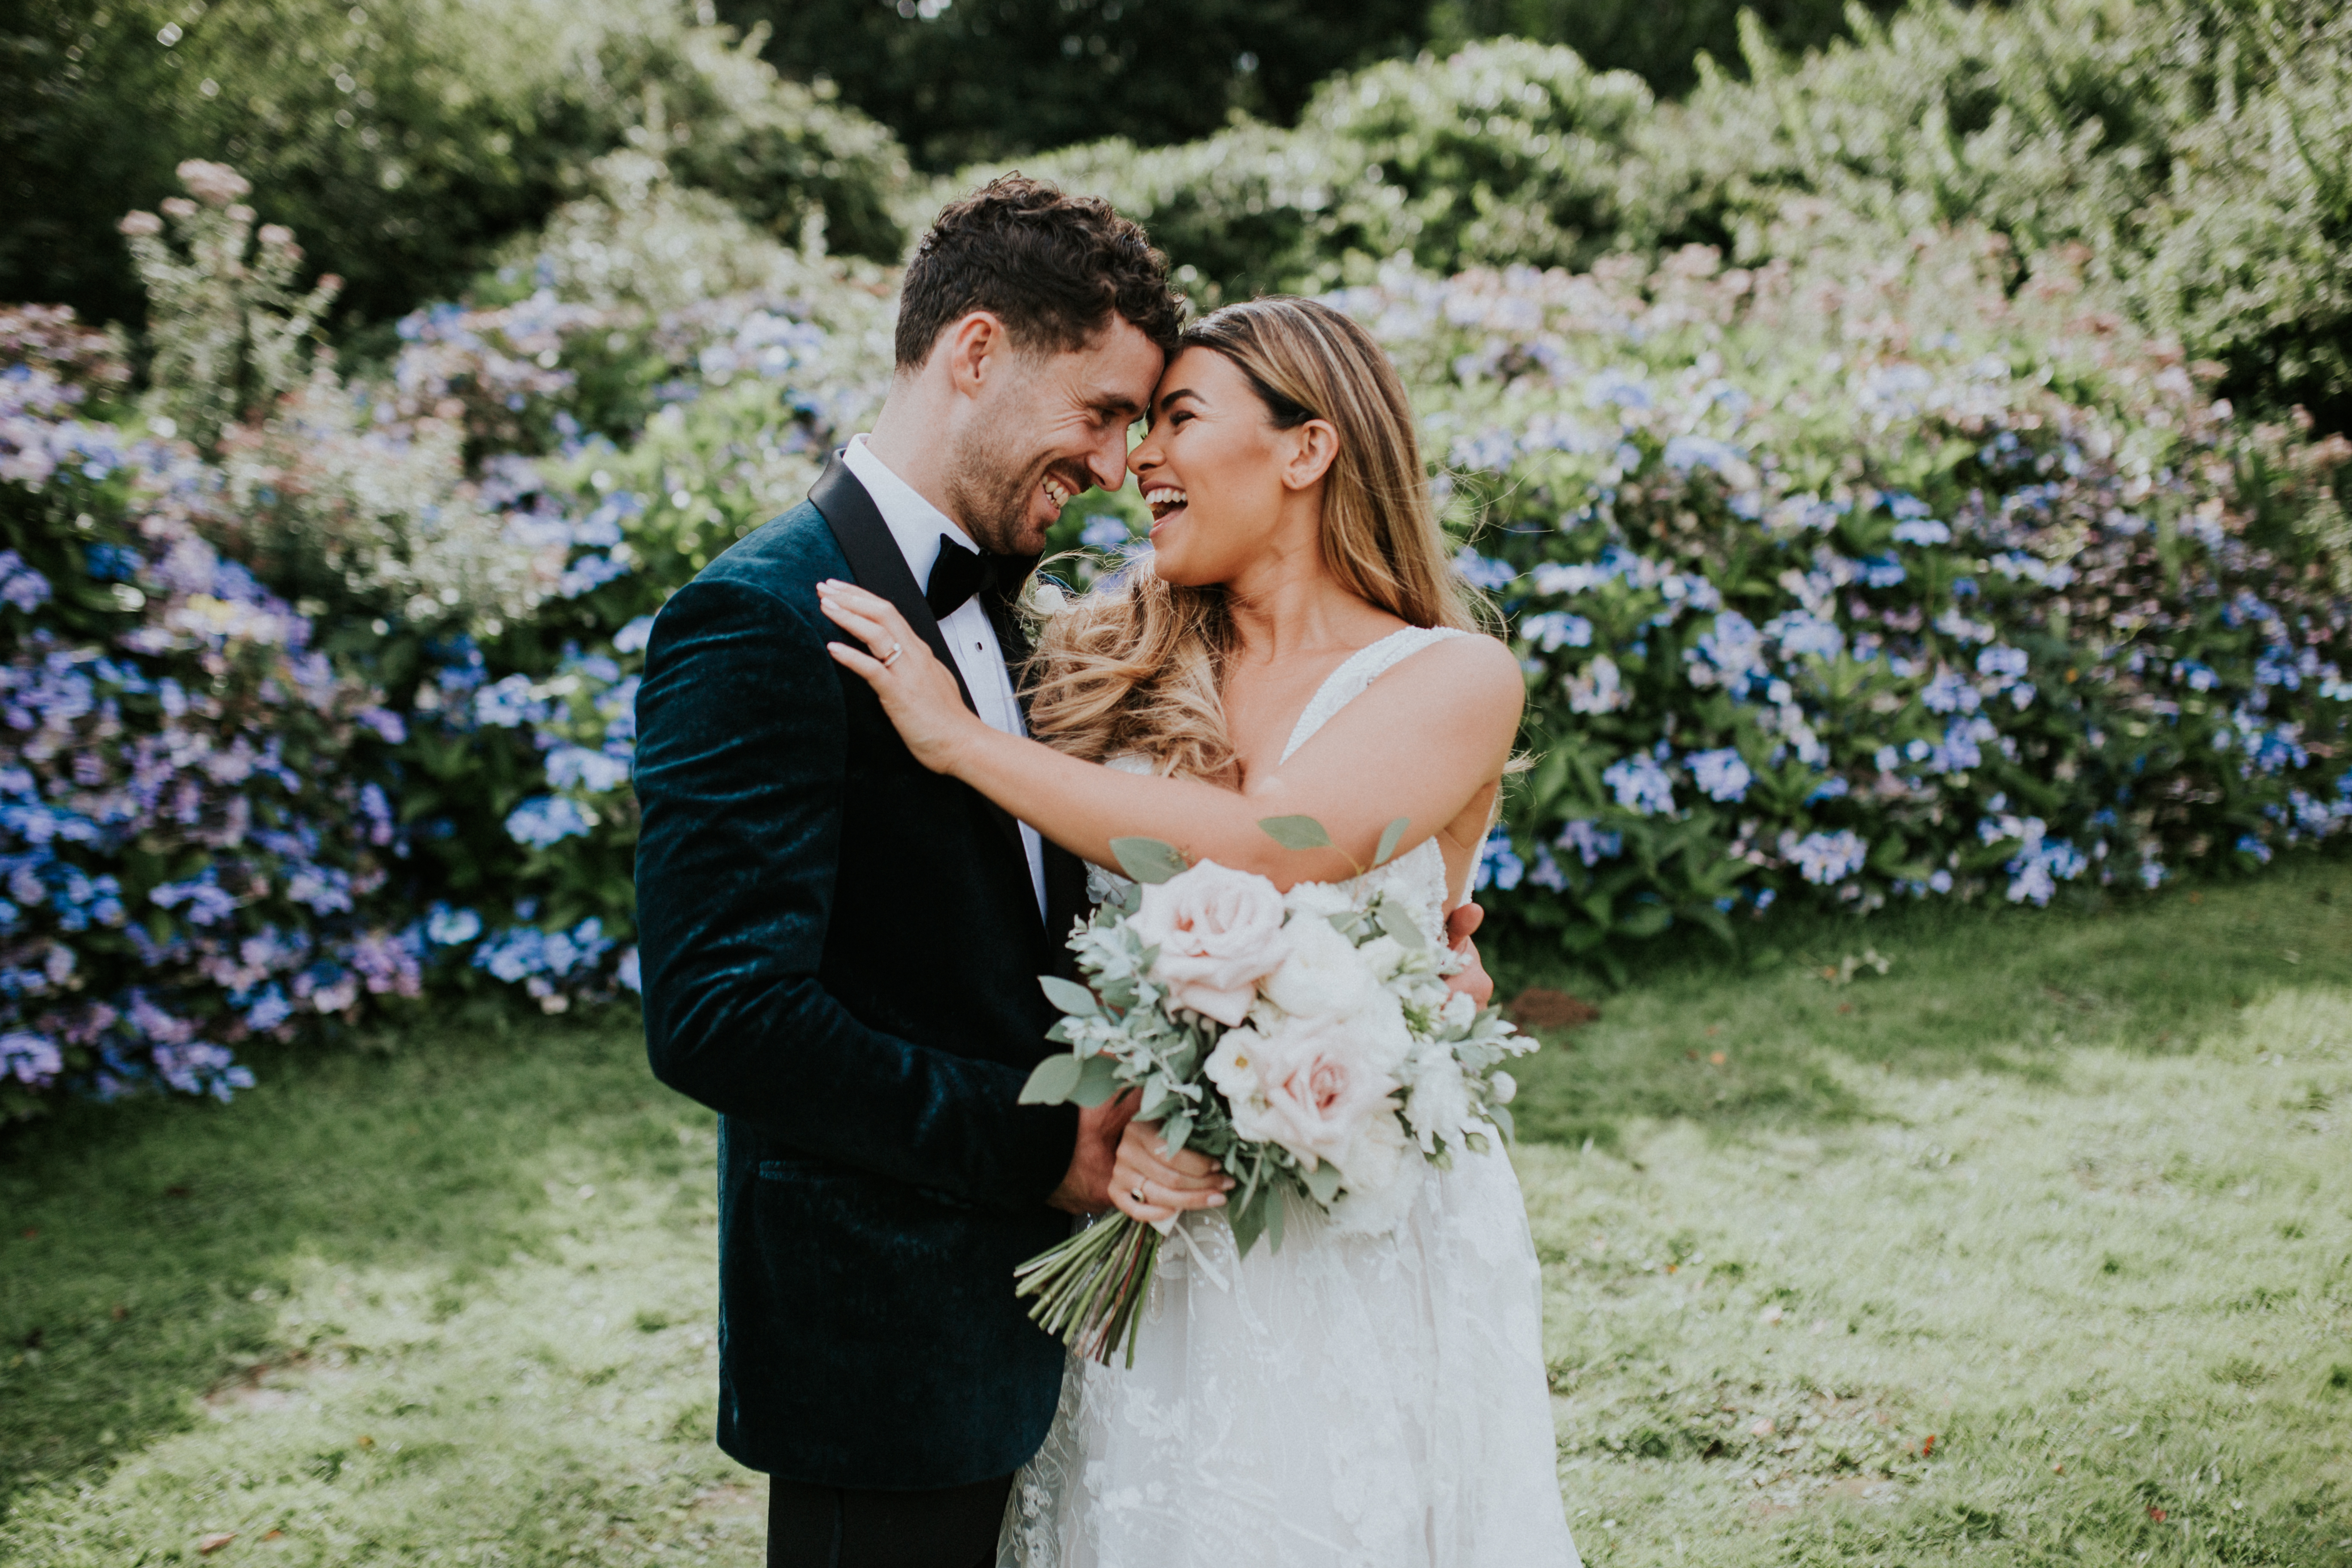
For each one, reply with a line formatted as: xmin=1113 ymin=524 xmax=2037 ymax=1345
xmin=767 ymin=1473 xmax=1013 ymax=1568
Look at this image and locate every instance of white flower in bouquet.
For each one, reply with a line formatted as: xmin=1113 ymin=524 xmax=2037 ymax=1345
xmin=1203 ymin=1023 xmax=1273 ymax=1112
xmin=1261 ymin=911 xmax=1373 ymax=1016
xmin=1402 ymin=1051 xmax=1475 ymax=1156
xmin=1130 ymin=858 xmax=1289 ymax=1026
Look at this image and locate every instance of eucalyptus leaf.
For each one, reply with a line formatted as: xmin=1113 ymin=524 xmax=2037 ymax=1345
xmin=1304 ymin=1161 xmax=1343 ymax=1205
xmin=1372 ymin=816 xmax=1410 ymax=867
xmin=1038 ymin=975 xmax=1100 ymax=1018
xmin=1069 ymin=1052 xmax=1123 ymax=1107
xmin=1256 ymin=814 xmax=1333 ymax=851
xmin=1109 ymin=837 xmax=1188 ymax=884
xmin=1018 ymin=1053 xmax=1083 ymax=1105
xmin=1158 ymin=1111 xmax=1195 ymax=1153
xmin=1228 ymin=1189 xmax=1269 ymax=1258
xmin=1265 ymin=1182 xmax=1286 ymax=1253
xmin=1372 ymin=894 xmax=1428 ymax=950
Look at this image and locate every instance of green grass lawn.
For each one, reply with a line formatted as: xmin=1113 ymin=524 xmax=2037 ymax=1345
xmin=3 ymin=862 xmax=2349 ymax=1565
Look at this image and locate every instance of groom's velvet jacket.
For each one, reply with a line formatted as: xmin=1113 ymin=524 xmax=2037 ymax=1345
xmin=635 ymin=455 xmax=1091 ymax=1489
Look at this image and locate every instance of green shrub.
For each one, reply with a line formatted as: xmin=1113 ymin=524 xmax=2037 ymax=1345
xmin=977 ymin=40 xmax=1661 ymax=306
xmin=1426 ymin=0 xmax=1885 ymax=99
xmin=1649 ymin=0 xmax=2352 ymax=428
xmin=720 ymin=0 xmax=1430 ymax=171
xmin=1010 ymin=1 xmax=2352 ymax=428
xmin=0 ymin=0 xmax=907 ymax=332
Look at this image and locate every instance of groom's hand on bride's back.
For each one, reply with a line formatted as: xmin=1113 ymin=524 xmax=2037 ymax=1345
xmin=1446 ymin=901 xmax=1496 ymax=1009
xmin=1047 ymin=1090 xmax=1140 ymax=1215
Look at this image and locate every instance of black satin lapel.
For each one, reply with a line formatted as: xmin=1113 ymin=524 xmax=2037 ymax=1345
xmin=808 ymin=453 xmax=1039 ymax=922
xmin=808 ymin=454 xmax=975 ymax=716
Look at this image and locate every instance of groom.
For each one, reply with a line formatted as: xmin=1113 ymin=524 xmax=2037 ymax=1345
xmin=634 ymin=177 xmax=1186 ymax=1567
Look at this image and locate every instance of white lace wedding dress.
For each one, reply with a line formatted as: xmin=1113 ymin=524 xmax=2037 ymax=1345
xmin=999 ymin=627 xmax=1581 ymax=1568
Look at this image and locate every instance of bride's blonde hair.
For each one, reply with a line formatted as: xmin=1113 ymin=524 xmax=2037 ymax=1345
xmin=1025 ymin=297 xmax=1486 ymax=781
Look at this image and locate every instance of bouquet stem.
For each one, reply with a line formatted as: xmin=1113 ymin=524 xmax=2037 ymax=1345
xmin=1013 ymin=1214 xmax=1163 ymax=1368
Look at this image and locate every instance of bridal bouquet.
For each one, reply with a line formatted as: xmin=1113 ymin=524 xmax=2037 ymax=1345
xmin=1015 ymin=816 xmax=1533 ymax=1366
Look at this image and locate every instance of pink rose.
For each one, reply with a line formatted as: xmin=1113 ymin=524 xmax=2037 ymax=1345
xmin=1131 ymin=859 xmax=1288 ymax=1026
xmin=1229 ymin=1011 xmax=1400 ymax=1172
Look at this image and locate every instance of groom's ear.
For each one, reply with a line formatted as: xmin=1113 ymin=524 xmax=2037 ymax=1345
xmin=937 ymin=311 xmax=1014 ymax=399
xmin=1278 ymin=419 xmax=1342 ymax=492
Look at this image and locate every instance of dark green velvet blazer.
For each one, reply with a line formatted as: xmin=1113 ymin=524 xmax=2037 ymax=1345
xmin=636 ymin=455 xmax=1090 ymax=1489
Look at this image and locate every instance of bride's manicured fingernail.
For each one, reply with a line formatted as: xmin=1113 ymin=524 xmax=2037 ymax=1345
xmin=1208 ymin=1193 xmax=1226 ymax=1206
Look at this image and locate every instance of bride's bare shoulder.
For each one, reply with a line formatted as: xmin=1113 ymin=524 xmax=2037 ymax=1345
xmin=1361 ymin=630 xmax=1523 ymax=728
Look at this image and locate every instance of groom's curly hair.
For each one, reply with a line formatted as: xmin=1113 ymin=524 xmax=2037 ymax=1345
xmin=895 ymin=175 xmax=1186 ymax=368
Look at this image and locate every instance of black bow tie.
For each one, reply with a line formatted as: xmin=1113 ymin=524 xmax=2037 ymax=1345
xmin=925 ymin=536 xmax=997 ymax=620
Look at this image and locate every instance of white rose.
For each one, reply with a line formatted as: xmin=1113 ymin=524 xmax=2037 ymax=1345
xmin=1355 ymin=933 xmax=1407 ymax=981
xmin=1328 ymin=1108 xmax=1416 ymax=1233
xmin=1228 ymin=1011 xmax=1400 ymax=1172
xmin=1281 ymin=881 xmax=1355 ymax=920
xmin=1204 ymin=1024 xmax=1270 ymax=1108
xmin=1261 ymin=914 xmax=1375 ymax=1020
xmin=1131 ymin=859 xmax=1289 ymax=1026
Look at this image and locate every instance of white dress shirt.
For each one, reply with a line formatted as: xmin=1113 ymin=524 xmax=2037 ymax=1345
xmin=839 ymin=435 xmax=1047 ymax=919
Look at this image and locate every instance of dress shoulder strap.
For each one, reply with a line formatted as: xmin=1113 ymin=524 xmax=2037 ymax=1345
xmin=1279 ymin=626 xmax=1470 ymax=764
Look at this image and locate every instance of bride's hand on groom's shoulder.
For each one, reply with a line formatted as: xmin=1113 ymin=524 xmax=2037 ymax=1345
xmin=1445 ymin=901 xmax=1496 ymax=1009
xmin=816 ymin=580 xmax=980 ymax=774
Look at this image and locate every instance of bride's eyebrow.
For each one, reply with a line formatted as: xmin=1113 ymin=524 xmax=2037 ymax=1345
xmin=1150 ymin=388 xmax=1199 ymax=424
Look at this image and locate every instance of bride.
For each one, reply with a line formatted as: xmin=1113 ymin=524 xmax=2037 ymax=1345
xmin=816 ymin=296 xmax=1579 ymax=1568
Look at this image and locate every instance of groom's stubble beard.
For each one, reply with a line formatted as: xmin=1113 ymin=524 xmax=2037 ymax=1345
xmin=941 ymin=420 xmax=1054 ymax=562
xmin=944 ymin=393 xmax=1066 ymax=558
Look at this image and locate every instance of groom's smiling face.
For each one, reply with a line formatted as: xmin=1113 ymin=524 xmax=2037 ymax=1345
xmin=946 ymin=315 xmax=1165 ymax=558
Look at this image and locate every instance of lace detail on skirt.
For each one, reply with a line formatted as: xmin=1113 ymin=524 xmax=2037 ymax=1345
xmin=998 ymin=1147 xmax=1578 ymax=1567
xmin=1002 ymin=626 xmax=1577 ymax=1568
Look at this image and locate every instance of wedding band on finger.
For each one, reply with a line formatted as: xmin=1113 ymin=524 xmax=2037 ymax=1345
xmin=881 ymin=641 xmax=904 ymax=669
xmin=1130 ymin=1184 xmax=1147 ymax=1203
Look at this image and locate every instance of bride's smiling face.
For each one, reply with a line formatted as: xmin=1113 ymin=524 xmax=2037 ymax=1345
xmin=1128 ymin=347 xmax=1318 ymax=587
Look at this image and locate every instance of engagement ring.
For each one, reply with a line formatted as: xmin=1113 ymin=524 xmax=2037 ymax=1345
xmin=882 ymin=642 xmax=904 ymax=668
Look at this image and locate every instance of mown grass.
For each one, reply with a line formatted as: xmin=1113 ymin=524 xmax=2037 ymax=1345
xmin=2 ymin=861 xmax=2348 ymax=1565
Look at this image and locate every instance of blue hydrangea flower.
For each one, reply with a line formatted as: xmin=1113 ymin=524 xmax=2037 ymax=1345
xmin=1473 ymin=828 xmax=1523 ymax=892
xmin=1603 ymin=753 xmax=1675 ymax=816
xmin=426 ymin=905 xmax=483 ymax=945
xmin=505 ymin=795 xmax=594 ymax=849
xmin=1453 ymin=548 xmax=1517 ymax=591
xmin=1687 ymin=748 xmax=1751 ymax=803
xmin=545 ymin=745 xmax=633 ymax=792
xmin=1079 ymin=515 xmax=1131 ymax=549
xmin=1781 ymin=829 xmax=1868 ymax=885
xmin=1555 ymin=820 xmax=1623 ymax=866
xmin=1519 ymin=612 xmax=1593 ymax=652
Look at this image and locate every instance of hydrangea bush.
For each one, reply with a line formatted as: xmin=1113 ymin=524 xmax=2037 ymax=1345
xmin=5 ymin=152 xmax=2348 ymax=1116
xmin=0 ymin=159 xmax=895 ymax=1119
xmin=1348 ymin=222 xmax=2351 ymax=970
